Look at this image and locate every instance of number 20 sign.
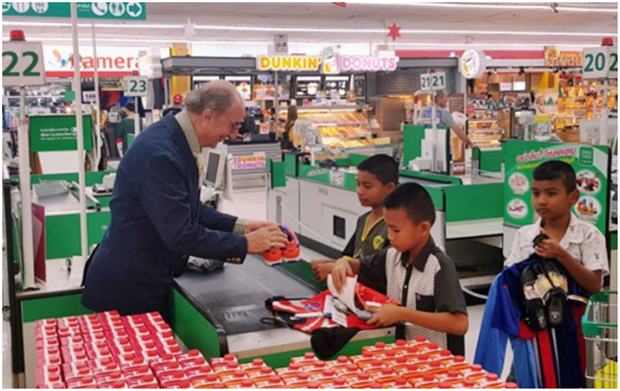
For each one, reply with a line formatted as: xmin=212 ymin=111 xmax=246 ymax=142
xmin=582 ymin=47 xmax=618 ymax=79
xmin=2 ymin=42 xmax=45 ymax=87
xmin=123 ymin=76 xmax=148 ymax=97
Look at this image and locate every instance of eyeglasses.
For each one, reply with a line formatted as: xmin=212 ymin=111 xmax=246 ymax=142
xmin=227 ymin=114 xmax=244 ymax=131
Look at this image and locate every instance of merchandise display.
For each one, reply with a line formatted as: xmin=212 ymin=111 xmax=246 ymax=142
xmin=279 ymin=106 xmax=374 ymax=150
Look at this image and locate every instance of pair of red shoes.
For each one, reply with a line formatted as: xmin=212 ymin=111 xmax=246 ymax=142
xmin=262 ymin=226 xmax=301 ymax=266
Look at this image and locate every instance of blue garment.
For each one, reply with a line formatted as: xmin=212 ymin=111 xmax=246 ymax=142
xmin=476 ymin=257 xmax=585 ymax=388
xmin=474 ymin=275 xmax=542 ymax=388
xmin=82 ymin=114 xmax=248 ymax=317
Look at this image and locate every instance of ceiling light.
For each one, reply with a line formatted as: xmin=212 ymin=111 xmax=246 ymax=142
xmin=344 ymin=1 xmax=617 ymax=13
xmin=3 ymin=21 xmax=613 ymax=38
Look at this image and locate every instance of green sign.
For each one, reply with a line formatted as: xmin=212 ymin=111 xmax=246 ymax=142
xmin=503 ymin=140 xmax=610 ymax=235
xmin=29 ymin=115 xmax=93 ymax=152
xmin=3 ymin=2 xmax=146 ymax=20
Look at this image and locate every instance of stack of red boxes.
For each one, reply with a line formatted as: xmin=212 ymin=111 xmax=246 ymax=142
xmin=34 ymin=311 xmax=206 ymax=389
xmin=36 ymin=313 xmax=518 ymax=389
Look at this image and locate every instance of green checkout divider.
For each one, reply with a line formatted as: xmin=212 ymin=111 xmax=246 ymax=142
xmin=399 ymin=169 xmax=462 ymax=185
xmin=284 ymin=153 xmax=298 ymax=177
xmin=170 ymin=290 xmax=222 ymax=360
xmin=16 ymin=170 xmax=115 ymax=186
xmin=270 ymin=160 xmax=286 ymax=188
xmin=475 ymin=148 xmax=503 ymax=173
xmin=402 ymin=125 xmax=425 ymax=165
xmin=21 ymin=293 xmax=92 ymax=323
xmin=443 ymin=182 xmax=504 ymax=222
xmin=45 ymin=211 xmax=111 ymax=259
xmin=276 ymin=261 xmax=326 ymax=292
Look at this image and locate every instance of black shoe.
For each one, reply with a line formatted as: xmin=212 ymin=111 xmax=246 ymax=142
xmin=521 ymin=265 xmax=548 ymax=331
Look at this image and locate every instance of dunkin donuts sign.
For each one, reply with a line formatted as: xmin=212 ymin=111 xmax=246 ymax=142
xmin=257 ymin=50 xmax=399 ymax=73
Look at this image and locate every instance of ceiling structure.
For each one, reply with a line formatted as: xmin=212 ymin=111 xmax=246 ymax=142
xmin=2 ymin=2 xmax=618 ymax=50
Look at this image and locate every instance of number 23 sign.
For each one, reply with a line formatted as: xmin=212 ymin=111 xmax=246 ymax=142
xmin=123 ymin=76 xmax=148 ymax=97
xmin=2 ymin=42 xmax=45 ymax=87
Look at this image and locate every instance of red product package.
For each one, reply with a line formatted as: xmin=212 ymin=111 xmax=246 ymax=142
xmin=246 ymin=366 xmax=276 ymax=382
xmin=97 ymin=380 xmax=127 ymax=388
xmin=184 ymin=365 xmax=214 ymax=378
xmin=188 ymin=373 xmax=222 ymax=388
xmin=121 ymin=363 xmax=153 ymax=378
xmin=226 ymin=379 xmax=256 ymax=388
xmin=254 ymin=376 xmax=286 ymax=388
xmin=35 ymin=365 xmax=63 ymax=387
xmin=157 ymin=369 xmax=188 ymax=384
xmin=289 ymin=352 xmax=320 ymax=366
xmin=125 ymin=374 xmax=159 ymax=387
xmin=94 ymin=370 xmax=125 ymax=384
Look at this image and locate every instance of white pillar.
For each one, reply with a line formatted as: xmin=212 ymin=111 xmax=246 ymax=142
xmin=71 ymin=3 xmax=89 ymax=260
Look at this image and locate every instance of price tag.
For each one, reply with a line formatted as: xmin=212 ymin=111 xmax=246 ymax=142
xmin=582 ymin=47 xmax=618 ymax=79
xmin=82 ymin=90 xmax=97 ymax=103
xmin=420 ymin=72 xmax=446 ymax=91
xmin=2 ymin=41 xmax=45 ymax=87
xmin=123 ymin=76 xmax=148 ymax=97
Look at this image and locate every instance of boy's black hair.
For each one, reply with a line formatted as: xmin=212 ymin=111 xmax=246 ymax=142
xmin=533 ymin=160 xmax=577 ymax=192
xmin=357 ymin=154 xmax=399 ymax=185
xmin=384 ymin=182 xmax=435 ymax=225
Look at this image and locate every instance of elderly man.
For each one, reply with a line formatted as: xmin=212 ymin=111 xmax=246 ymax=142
xmin=82 ymin=81 xmax=287 ymax=318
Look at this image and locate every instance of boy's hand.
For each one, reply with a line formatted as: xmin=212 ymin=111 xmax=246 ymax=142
xmin=310 ymin=259 xmax=335 ymax=282
xmin=366 ymin=303 xmax=403 ymax=327
xmin=535 ymin=228 xmax=569 ymax=261
xmin=331 ymin=258 xmax=353 ymax=293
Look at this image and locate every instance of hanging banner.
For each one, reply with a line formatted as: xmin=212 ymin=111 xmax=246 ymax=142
xmin=503 ymin=140 xmax=610 ymax=236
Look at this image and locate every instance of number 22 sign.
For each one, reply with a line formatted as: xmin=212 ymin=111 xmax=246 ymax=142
xmin=123 ymin=76 xmax=148 ymax=97
xmin=2 ymin=42 xmax=45 ymax=87
xmin=582 ymin=47 xmax=618 ymax=79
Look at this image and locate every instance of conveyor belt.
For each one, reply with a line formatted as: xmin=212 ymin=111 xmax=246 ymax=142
xmin=173 ymin=256 xmax=318 ymax=335
xmin=399 ymin=176 xmax=453 ymax=188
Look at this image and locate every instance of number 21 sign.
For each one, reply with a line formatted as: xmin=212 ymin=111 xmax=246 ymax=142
xmin=2 ymin=41 xmax=45 ymax=87
xmin=420 ymin=72 xmax=446 ymax=92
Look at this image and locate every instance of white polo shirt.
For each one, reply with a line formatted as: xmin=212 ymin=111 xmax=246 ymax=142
xmin=504 ymin=213 xmax=609 ymax=278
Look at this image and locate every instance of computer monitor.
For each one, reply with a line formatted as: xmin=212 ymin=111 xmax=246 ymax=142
xmin=204 ymin=149 xmax=227 ymax=190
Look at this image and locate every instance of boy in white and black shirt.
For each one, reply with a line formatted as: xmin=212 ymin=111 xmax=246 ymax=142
xmin=331 ymin=183 xmax=468 ymax=354
xmin=505 ymin=160 xmax=609 ymax=293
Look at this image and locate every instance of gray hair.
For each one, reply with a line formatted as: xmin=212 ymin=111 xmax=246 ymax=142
xmin=184 ymin=80 xmax=243 ymax=114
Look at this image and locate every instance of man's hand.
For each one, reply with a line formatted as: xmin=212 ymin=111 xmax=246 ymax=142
xmin=244 ymin=220 xmax=276 ymax=234
xmin=246 ymin=225 xmax=287 ymax=253
xmin=465 ymin=138 xmax=474 ymax=148
xmin=330 ymin=257 xmax=353 ymax=293
xmin=535 ymin=228 xmax=569 ymax=260
xmin=310 ymin=259 xmax=335 ymax=282
xmin=366 ymin=303 xmax=404 ymax=327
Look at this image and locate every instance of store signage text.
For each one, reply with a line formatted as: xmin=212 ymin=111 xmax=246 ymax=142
xmin=544 ymin=47 xmax=582 ymax=67
xmin=3 ymin=2 xmax=146 ymax=20
xmin=258 ymin=56 xmax=321 ymax=71
xmin=44 ymin=46 xmax=141 ymax=76
xmin=257 ymin=54 xmax=399 ymax=72
xmin=232 ymin=154 xmax=266 ymax=170
xmin=516 ymin=147 xmax=578 ymax=164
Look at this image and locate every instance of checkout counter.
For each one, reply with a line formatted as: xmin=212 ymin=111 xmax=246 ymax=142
xmin=13 ymin=254 xmax=393 ymax=388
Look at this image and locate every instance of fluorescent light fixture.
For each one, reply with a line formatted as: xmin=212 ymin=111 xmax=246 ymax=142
xmin=6 ymin=35 xmax=601 ymax=50
xmin=4 ymin=21 xmax=614 ymax=37
xmin=344 ymin=1 xmax=617 ymax=13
